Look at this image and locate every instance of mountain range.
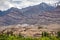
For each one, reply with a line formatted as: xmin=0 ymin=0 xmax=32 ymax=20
xmin=0 ymin=2 xmax=60 ymax=26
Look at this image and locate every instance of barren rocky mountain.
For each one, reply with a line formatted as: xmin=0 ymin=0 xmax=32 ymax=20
xmin=0 ymin=3 xmax=60 ymax=26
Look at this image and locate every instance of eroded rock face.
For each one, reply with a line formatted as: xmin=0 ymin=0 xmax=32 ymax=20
xmin=0 ymin=24 xmax=60 ymax=37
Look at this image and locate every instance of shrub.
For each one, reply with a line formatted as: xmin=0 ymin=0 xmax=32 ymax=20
xmin=49 ymin=36 xmax=58 ymax=40
xmin=40 ymin=37 xmax=50 ymax=40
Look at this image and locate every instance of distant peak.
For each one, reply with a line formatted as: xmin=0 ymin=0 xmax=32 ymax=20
xmin=0 ymin=10 xmax=2 ymax=12
xmin=7 ymin=7 xmax=20 ymax=12
xmin=40 ymin=2 xmax=47 ymax=5
xmin=39 ymin=2 xmax=49 ymax=7
xmin=9 ymin=7 xmax=18 ymax=10
xmin=40 ymin=2 xmax=47 ymax=4
xmin=54 ymin=1 xmax=60 ymax=7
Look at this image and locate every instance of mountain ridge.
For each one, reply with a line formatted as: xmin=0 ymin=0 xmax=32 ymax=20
xmin=0 ymin=2 xmax=60 ymax=26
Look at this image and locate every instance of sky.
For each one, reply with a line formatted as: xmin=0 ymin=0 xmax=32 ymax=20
xmin=0 ymin=0 xmax=60 ymax=11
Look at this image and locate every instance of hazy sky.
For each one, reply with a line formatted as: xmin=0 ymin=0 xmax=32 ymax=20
xmin=0 ymin=0 xmax=60 ymax=11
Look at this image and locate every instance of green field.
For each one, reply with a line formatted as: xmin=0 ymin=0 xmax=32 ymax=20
xmin=0 ymin=31 xmax=60 ymax=40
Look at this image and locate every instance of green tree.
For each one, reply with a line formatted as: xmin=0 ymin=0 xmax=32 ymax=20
xmin=42 ymin=32 xmax=49 ymax=37
xmin=57 ymin=31 xmax=60 ymax=37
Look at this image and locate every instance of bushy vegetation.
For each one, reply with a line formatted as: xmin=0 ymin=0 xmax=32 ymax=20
xmin=0 ymin=31 xmax=60 ymax=40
